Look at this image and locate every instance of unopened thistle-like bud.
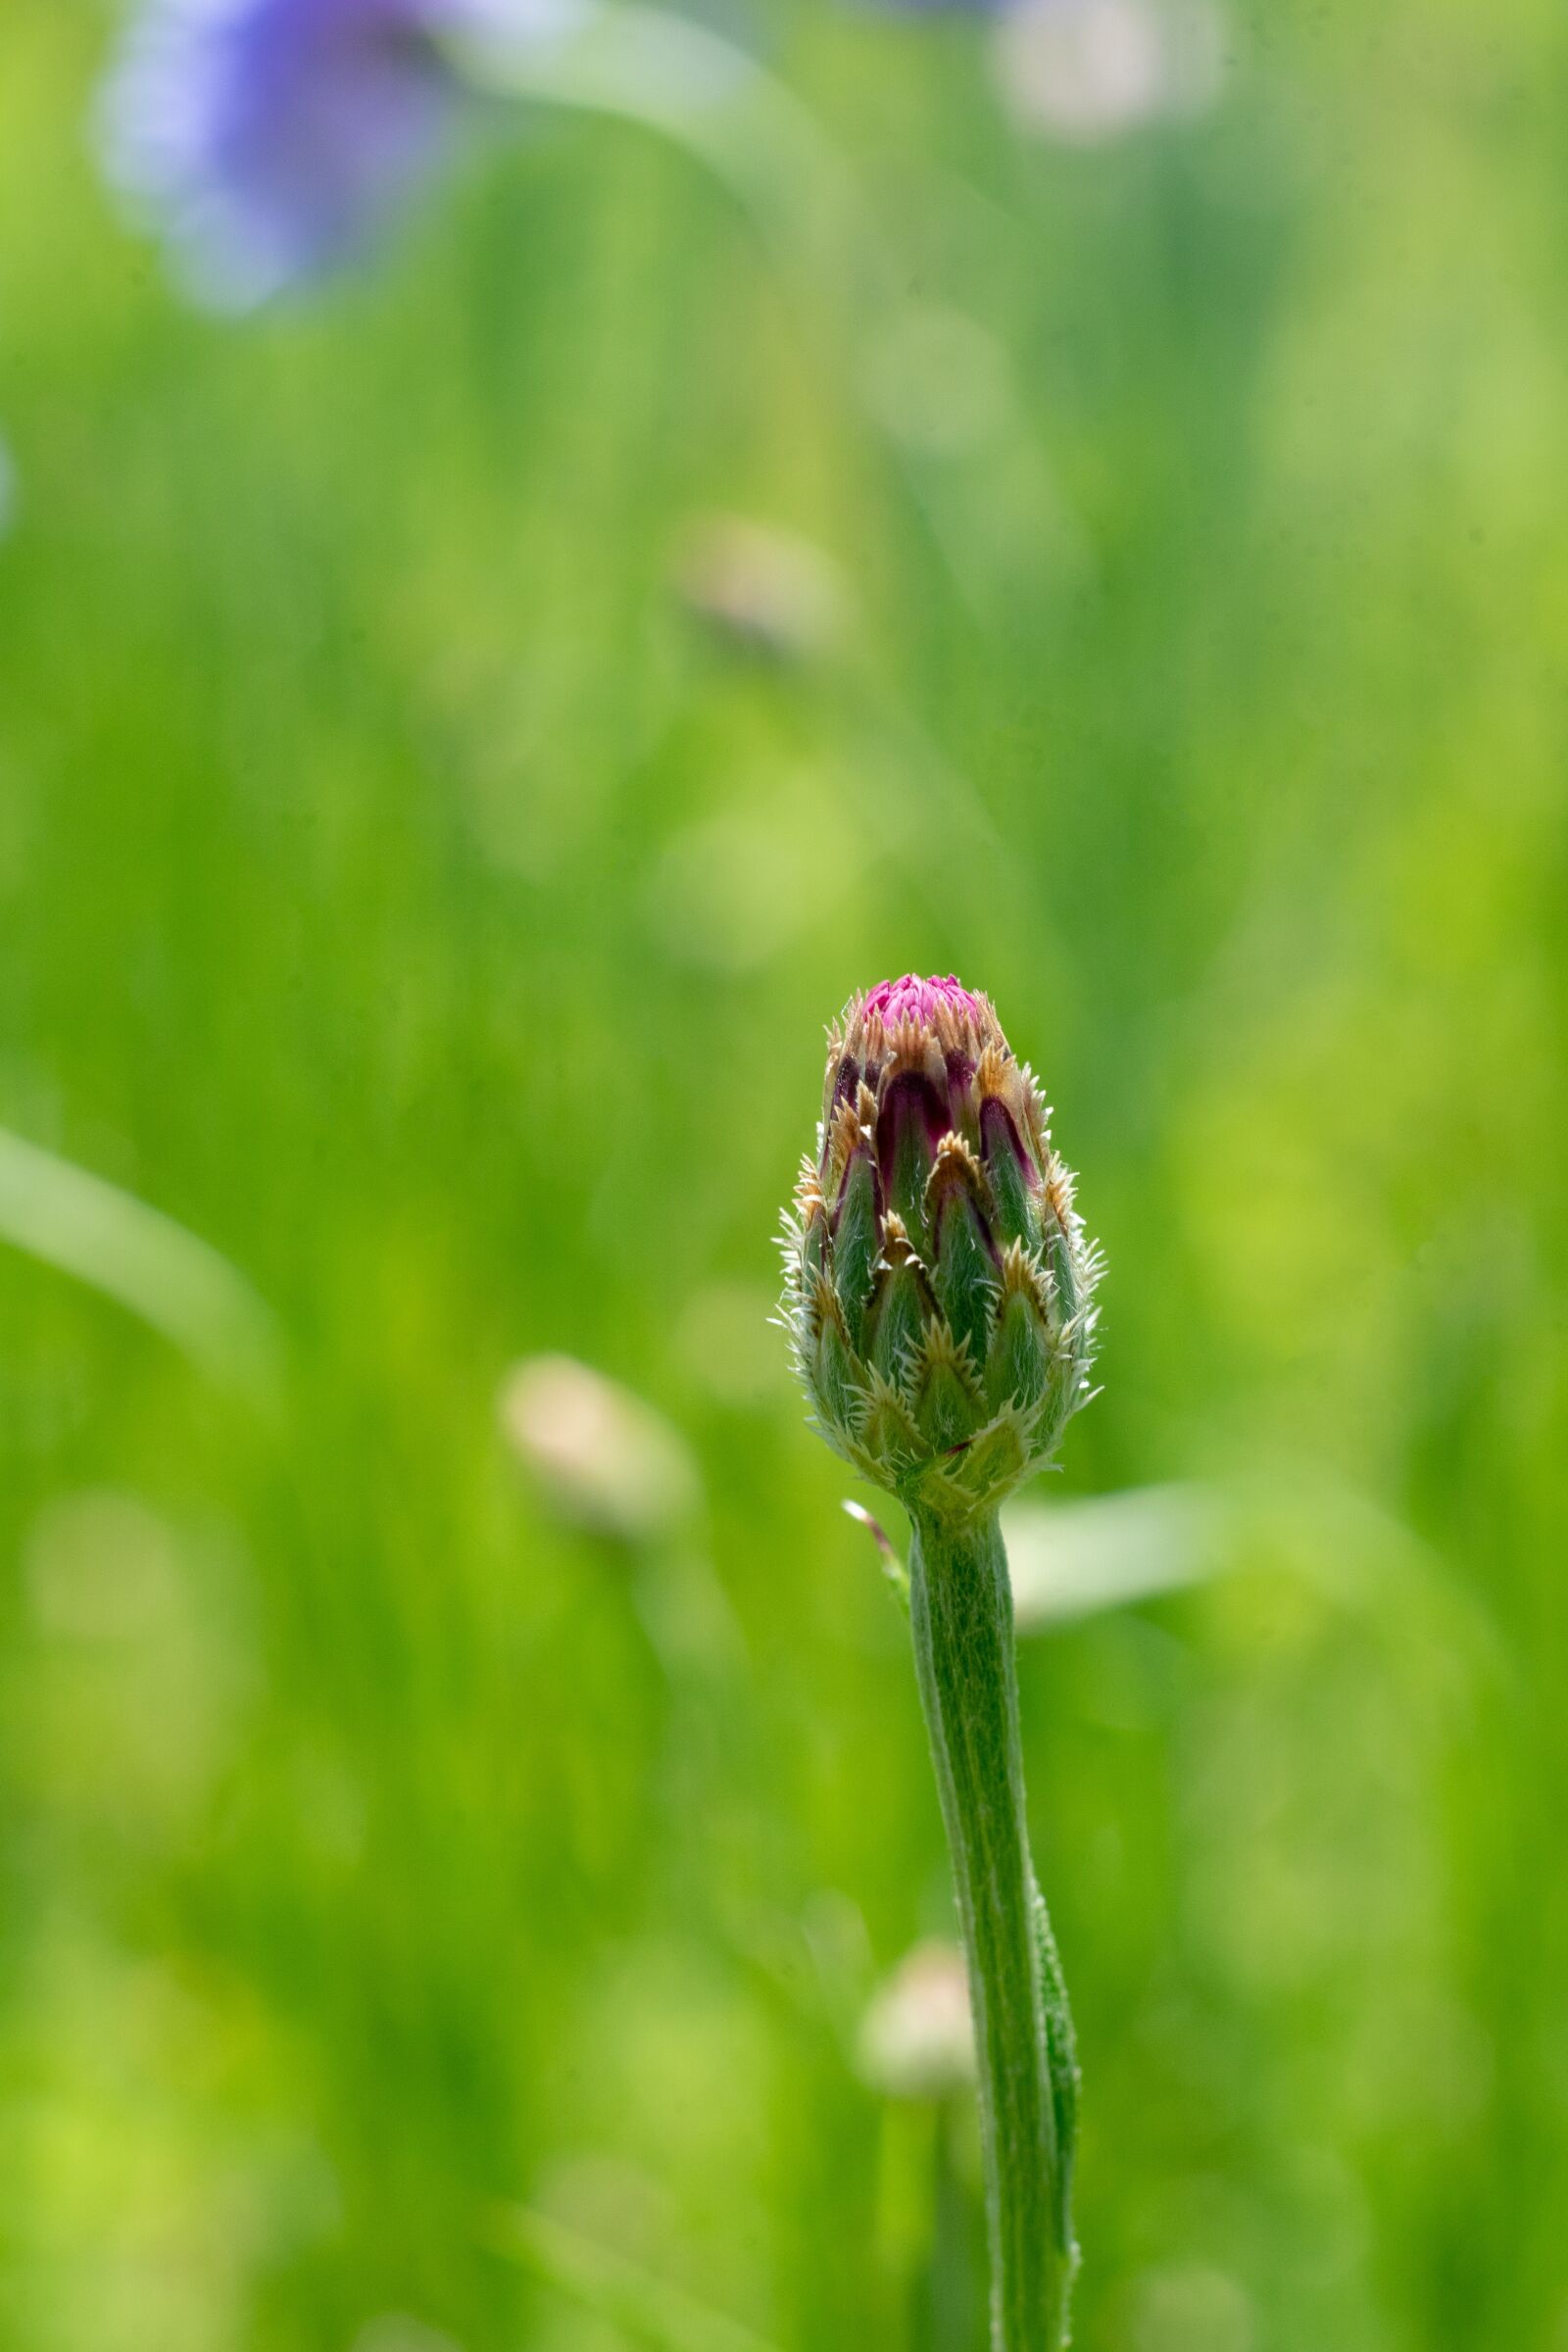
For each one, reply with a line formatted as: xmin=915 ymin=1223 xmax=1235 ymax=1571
xmin=781 ymin=975 xmax=1100 ymax=1526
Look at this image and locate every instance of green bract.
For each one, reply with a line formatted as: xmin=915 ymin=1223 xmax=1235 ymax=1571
xmin=781 ymin=975 xmax=1101 ymax=1526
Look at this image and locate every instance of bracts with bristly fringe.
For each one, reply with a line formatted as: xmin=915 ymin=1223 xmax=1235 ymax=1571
xmin=780 ymin=974 xmax=1102 ymax=1529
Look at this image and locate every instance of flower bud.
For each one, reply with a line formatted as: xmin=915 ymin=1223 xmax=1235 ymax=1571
xmin=499 ymin=1354 xmax=698 ymax=1546
xmin=780 ymin=975 xmax=1100 ymax=1524
xmin=858 ymin=1940 xmax=975 ymax=2102
xmin=672 ymin=512 xmax=846 ymax=662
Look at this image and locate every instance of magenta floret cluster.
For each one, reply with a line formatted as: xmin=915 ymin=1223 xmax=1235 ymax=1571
xmin=861 ymin=974 xmax=988 ymax=1032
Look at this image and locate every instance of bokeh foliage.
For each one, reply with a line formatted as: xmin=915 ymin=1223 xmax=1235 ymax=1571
xmin=2 ymin=4 xmax=1566 ymax=2348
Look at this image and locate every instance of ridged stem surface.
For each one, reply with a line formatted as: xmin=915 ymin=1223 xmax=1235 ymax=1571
xmin=907 ymin=1508 xmax=1076 ymax=2351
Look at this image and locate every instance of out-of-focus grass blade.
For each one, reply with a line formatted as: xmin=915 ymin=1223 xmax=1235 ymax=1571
xmin=1004 ymin=1484 xmax=1225 ymax=1632
xmin=0 ymin=1124 xmax=281 ymax=1403
xmin=454 ymin=4 xmax=858 ymax=267
xmin=484 ymin=2203 xmax=782 ymax=2352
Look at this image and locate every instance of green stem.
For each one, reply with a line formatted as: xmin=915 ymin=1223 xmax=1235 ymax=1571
xmin=907 ymin=1509 xmax=1078 ymax=2351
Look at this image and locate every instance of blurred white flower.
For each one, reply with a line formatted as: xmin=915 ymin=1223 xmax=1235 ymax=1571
xmin=858 ymin=1939 xmax=975 ymax=2099
xmin=499 ymin=1352 xmax=699 ymax=1544
xmin=991 ymin=0 xmax=1224 ymax=144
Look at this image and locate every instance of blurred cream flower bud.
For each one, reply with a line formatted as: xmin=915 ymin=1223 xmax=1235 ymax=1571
xmin=672 ymin=513 xmax=847 ymax=662
xmin=499 ymin=1354 xmax=698 ymax=1545
xmin=992 ymin=0 xmax=1224 ymax=144
xmin=858 ymin=1939 xmax=976 ymax=2100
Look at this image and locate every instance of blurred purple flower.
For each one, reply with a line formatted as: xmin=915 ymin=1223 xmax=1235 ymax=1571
xmin=98 ymin=0 xmax=570 ymax=309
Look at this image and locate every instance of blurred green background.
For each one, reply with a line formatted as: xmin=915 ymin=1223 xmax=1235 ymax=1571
xmin=3 ymin=4 xmax=1567 ymax=2347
